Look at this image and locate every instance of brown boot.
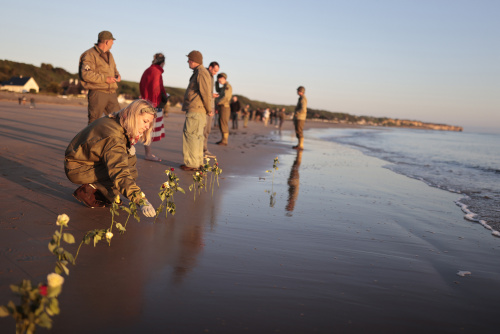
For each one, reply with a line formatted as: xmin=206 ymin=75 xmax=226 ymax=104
xmin=73 ymin=184 xmax=106 ymax=208
xmin=217 ymin=133 xmax=229 ymax=146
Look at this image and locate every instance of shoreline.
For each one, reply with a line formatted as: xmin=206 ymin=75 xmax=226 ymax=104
xmin=1 ymin=100 xmax=499 ymax=333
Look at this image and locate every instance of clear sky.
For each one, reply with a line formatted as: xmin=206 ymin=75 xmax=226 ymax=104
xmin=1 ymin=0 xmax=499 ymax=132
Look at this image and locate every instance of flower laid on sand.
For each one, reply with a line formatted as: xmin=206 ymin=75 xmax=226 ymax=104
xmin=265 ymin=157 xmax=280 ymax=207
xmin=56 ymin=214 xmax=69 ymax=227
xmin=155 ymin=169 xmax=185 ymax=223
xmin=47 ymin=273 xmax=64 ymax=289
xmin=1 ymin=160 xmax=226 ymax=333
xmin=48 ymin=216 xmax=76 ymax=276
xmin=0 ymin=219 xmax=70 ymax=333
xmin=192 ymin=157 xmax=223 ymax=198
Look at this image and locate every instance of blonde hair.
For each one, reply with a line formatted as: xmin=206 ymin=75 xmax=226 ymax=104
xmin=118 ymin=99 xmax=156 ymax=146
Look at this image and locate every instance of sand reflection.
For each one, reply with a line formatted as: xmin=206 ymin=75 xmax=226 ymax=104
xmin=286 ymin=149 xmax=302 ymax=215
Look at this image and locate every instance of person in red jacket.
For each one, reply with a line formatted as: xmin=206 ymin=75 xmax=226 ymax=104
xmin=139 ymin=53 xmax=168 ymax=161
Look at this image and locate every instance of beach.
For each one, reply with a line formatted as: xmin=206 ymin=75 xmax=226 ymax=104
xmin=1 ymin=100 xmax=499 ymax=334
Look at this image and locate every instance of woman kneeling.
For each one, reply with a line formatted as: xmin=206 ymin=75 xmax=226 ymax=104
xmin=65 ymin=99 xmax=156 ymax=217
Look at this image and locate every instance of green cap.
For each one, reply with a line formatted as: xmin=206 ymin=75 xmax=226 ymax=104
xmin=98 ymin=31 xmax=116 ymax=42
xmin=218 ymin=73 xmax=227 ymax=79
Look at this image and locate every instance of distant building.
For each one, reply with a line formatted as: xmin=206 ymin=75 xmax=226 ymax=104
xmin=61 ymin=78 xmax=87 ymax=95
xmin=0 ymin=76 xmax=39 ymax=93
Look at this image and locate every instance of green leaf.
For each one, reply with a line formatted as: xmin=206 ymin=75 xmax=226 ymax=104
xmin=177 ymin=187 xmax=185 ymax=194
xmin=93 ymin=235 xmax=101 ymax=247
xmin=48 ymin=298 xmax=60 ymax=315
xmin=64 ymin=251 xmax=75 ymax=263
xmin=63 ymin=233 xmax=75 ymax=244
xmin=47 ymin=285 xmax=62 ymax=298
xmin=9 ymin=284 xmax=20 ymax=294
xmin=0 ymin=305 xmax=10 ymax=317
xmin=115 ymin=223 xmax=126 ymax=232
xmin=37 ymin=312 xmax=53 ymax=329
xmin=48 ymin=241 xmax=56 ymax=253
xmin=54 ymin=265 xmax=62 ymax=275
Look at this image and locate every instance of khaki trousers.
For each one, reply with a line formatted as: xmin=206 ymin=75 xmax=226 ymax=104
xmin=183 ymin=112 xmax=206 ymax=168
xmin=294 ymin=119 xmax=305 ymax=139
xmin=218 ymin=106 xmax=230 ymax=135
xmin=88 ymin=90 xmax=121 ymax=124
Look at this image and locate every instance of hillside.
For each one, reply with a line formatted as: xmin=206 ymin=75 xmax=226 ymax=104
xmin=0 ymin=59 xmax=462 ymax=131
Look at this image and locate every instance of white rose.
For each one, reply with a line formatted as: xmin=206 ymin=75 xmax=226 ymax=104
xmin=56 ymin=214 xmax=69 ymax=226
xmin=47 ymin=273 xmax=65 ymax=288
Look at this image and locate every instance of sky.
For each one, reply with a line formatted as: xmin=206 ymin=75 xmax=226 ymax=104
xmin=1 ymin=0 xmax=499 ymax=132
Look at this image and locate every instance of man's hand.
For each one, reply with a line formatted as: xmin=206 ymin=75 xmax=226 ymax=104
xmin=213 ymin=93 xmax=219 ymax=98
xmin=140 ymin=200 xmax=156 ymax=217
xmin=106 ymin=76 xmax=117 ymax=84
xmin=115 ymin=74 xmax=121 ymax=83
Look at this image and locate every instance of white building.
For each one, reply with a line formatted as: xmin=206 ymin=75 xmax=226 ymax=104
xmin=0 ymin=76 xmax=39 ymax=93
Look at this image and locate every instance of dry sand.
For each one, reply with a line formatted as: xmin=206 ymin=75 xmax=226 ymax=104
xmin=1 ymin=100 xmax=499 ymax=333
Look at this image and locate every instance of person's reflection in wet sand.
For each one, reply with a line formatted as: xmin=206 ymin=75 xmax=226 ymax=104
xmin=286 ymin=149 xmax=303 ymax=215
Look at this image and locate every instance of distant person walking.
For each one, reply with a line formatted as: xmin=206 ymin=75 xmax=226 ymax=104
xmin=262 ymin=108 xmax=270 ymax=126
xmin=204 ymin=61 xmax=220 ymax=159
xmin=278 ymin=107 xmax=286 ymax=130
xmin=293 ymin=86 xmax=307 ymax=150
xmin=230 ymin=96 xmax=240 ymax=130
xmin=139 ymin=52 xmax=168 ymax=162
xmin=79 ymin=30 xmax=121 ymax=124
xmin=242 ymin=104 xmax=250 ymax=128
xmin=180 ymin=51 xmax=212 ymax=171
xmin=215 ymin=73 xmax=232 ymax=145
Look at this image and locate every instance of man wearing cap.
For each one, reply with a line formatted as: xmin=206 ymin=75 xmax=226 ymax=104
xmin=293 ymin=86 xmax=307 ymax=150
xmin=215 ymin=73 xmax=232 ymax=145
xmin=79 ymin=31 xmax=121 ymax=124
xmin=180 ymin=51 xmax=212 ymax=171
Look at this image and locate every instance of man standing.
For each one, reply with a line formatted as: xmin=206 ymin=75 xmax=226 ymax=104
xmin=293 ymin=86 xmax=307 ymax=150
xmin=230 ymin=96 xmax=240 ymax=130
xmin=181 ymin=50 xmax=212 ymax=171
xmin=242 ymin=104 xmax=250 ymax=128
xmin=204 ymin=61 xmax=219 ymax=159
xmin=79 ymin=31 xmax=121 ymax=124
xmin=215 ymin=73 xmax=232 ymax=146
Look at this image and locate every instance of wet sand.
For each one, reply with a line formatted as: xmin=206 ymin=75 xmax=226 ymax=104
xmin=1 ymin=101 xmax=500 ymax=333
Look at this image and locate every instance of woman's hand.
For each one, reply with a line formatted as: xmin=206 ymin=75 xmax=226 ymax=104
xmin=140 ymin=200 xmax=156 ymax=217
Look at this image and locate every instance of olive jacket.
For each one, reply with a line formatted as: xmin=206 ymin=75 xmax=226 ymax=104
xmin=215 ymin=81 xmax=233 ymax=108
xmin=294 ymin=95 xmax=308 ymax=121
xmin=65 ymin=115 xmax=144 ymax=204
xmin=182 ymin=64 xmax=212 ymax=114
xmin=79 ymin=45 xmax=120 ymax=93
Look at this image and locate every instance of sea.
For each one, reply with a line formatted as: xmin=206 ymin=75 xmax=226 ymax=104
xmin=307 ymin=126 xmax=500 ymax=237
